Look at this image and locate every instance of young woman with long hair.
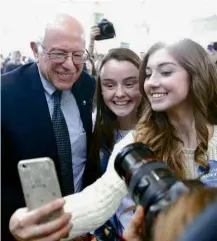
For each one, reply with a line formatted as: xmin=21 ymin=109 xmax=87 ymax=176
xmin=88 ymin=48 xmax=143 ymax=239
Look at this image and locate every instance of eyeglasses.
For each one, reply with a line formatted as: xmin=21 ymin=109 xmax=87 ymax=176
xmin=39 ymin=44 xmax=89 ymax=64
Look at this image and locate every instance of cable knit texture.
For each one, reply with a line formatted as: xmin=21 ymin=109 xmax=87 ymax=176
xmin=63 ymin=125 xmax=217 ymax=239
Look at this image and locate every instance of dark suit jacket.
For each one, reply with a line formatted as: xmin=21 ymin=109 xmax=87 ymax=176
xmin=3 ymin=63 xmax=23 ymax=74
xmin=1 ymin=63 xmax=96 ymax=241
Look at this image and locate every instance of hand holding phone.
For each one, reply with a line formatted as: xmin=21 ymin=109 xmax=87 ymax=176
xmin=18 ymin=157 xmax=64 ymax=221
xmin=9 ymin=198 xmax=72 ymax=241
xmin=9 ymin=157 xmax=72 ymax=241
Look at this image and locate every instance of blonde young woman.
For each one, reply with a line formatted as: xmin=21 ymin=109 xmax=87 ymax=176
xmin=10 ymin=39 xmax=217 ymax=241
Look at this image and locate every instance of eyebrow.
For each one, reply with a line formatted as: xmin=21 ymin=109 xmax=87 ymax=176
xmin=50 ymin=48 xmax=67 ymax=52
xmin=146 ymin=62 xmax=177 ymax=70
xmin=102 ymin=76 xmax=138 ymax=82
xmin=50 ymin=48 xmax=84 ymax=53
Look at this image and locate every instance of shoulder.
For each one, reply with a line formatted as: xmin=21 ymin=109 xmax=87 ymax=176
xmin=72 ymin=70 xmax=95 ymax=100
xmin=77 ymin=70 xmax=95 ymax=89
xmin=209 ymin=125 xmax=217 ymax=147
xmin=114 ymin=131 xmax=135 ymax=152
xmin=208 ymin=125 xmax=217 ymax=161
xmin=1 ymin=63 xmax=39 ymax=112
xmin=1 ymin=63 xmax=37 ymax=90
xmin=200 ymin=125 xmax=217 ymax=187
xmin=107 ymin=131 xmax=135 ymax=171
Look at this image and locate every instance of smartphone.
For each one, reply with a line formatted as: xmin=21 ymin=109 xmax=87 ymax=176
xmin=18 ymin=157 xmax=63 ymax=222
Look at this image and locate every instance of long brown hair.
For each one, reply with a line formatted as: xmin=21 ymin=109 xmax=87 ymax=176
xmin=135 ymin=39 xmax=217 ymax=179
xmin=153 ymin=187 xmax=217 ymax=241
xmin=89 ymin=48 xmax=143 ymax=177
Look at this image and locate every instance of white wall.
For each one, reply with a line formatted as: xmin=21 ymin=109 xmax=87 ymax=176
xmin=1 ymin=0 xmax=217 ymax=57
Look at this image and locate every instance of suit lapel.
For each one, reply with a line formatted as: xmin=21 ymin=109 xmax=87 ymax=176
xmin=72 ymin=72 xmax=92 ymax=137
xmin=25 ymin=63 xmax=59 ymax=163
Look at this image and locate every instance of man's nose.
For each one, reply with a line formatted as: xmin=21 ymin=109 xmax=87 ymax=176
xmin=61 ymin=56 xmax=77 ymax=70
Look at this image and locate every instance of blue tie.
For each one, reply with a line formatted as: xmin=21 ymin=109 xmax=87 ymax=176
xmin=52 ymin=90 xmax=74 ymax=195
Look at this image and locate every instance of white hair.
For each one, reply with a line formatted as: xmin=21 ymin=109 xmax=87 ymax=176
xmin=33 ymin=13 xmax=56 ymax=45
xmin=33 ymin=13 xmax=85 ymax=48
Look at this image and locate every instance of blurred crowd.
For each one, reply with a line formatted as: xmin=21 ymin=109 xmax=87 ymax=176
xmin=1 ymin=31 xmax=216 ymax=78
xmin=0 ymin=51 xmax=34 ymax=74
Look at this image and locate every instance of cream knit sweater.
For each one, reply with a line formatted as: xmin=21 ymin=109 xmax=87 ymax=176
xmin=64 ymin=125 xmax=217 ymax=239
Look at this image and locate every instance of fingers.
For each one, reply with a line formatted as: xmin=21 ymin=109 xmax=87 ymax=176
xmin=34 ymin=222 xmax=72 ymax=241
xmin=9 ymin=207 xmax=28 ymax=230
xmin=11 ymin=212 xmax=71 ymax=240
xmin=132 ymin=205 xmax=145 ymax=229
xmin=91 ymin=26 xmax=99 ymax=30
xmin=123 ymin=205 xmax=145 ymax=241
xmin=25 ymin=198 xmax=65 ymax=224
xmin=90 ymin=26 xmax=100 ymax=38
xmin=39 ymin=213 xmax=71 ymax=236
xmin=10 ymin=199 xmax=68 ymax=241
xmin=27 ymin=212 xmax=72 ymax=239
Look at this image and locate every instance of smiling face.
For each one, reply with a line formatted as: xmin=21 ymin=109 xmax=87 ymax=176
xmin=100 ymin=59 xmax=141 ymax=119
xmin=31 ymin=17 xmax=86 ymax=90
xmin=144 ymin=48 xmax=190 ymax=113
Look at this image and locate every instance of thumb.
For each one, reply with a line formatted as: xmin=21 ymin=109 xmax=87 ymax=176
xmin=123 ymin=205 xmax=145 ymax=241
xmin=132 ymin=205 xmax=145 ymax=230
xmin=9 ymin=207 xmax=28 ymax=231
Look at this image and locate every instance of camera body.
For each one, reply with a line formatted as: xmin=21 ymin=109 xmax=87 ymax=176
xmin=95 ymin=19 xmax=116 ymax=41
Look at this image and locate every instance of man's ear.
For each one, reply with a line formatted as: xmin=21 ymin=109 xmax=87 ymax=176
xmin=30 ymin=42 xmax=40 ymax=62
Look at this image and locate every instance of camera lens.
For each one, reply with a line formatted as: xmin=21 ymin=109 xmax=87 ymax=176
xmin=114 ymin=142 xmax=156 ymax=184
xmin=115 ymin=142 xmax=189 ymax=239
xmin=114 ymin=143 xmax=177 ymax=208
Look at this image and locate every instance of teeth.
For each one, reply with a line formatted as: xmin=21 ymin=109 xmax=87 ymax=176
xmin=152 ymin=93 xmax=167 ymax=98
xmin=59 ymin=74 xmax=71 ymax=77
xmin=114 ymin=101 xmax=129 ymax=106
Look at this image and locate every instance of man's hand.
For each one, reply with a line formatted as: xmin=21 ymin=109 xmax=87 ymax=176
xmin=123 ymin=206 xmax=145 ymax=241
xmin=9 ymin=198 xmax=72 ymax=241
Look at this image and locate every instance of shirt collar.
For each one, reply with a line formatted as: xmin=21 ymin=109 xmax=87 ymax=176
xmin=38 ymin=67 xmax=56 ymax=97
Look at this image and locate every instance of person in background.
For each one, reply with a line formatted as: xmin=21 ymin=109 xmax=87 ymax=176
xmin=22 ymin=55 xmax=34 ymax=64
xmin=1 ymin=53 xmax=5 ymax=74
xmin=83 ymin=26 xmax=101 ymax=78
xmin=3 ymin=50 xmax=23 ymax=73
xmin=86 ymin=26 xmax=104 ymax=76
xmin=2 ymin=13 xmax=95 ymax=241
xmin=9 ymin=39 xmax=217 ymax=240
xmin=88 ymin=48 xmax=143 ymax=240
xmin=88 ymin=26 xmax=100 ymax=59
xmin=139 ymin=51 xmax=145 ymax=60
xmin=207 ymin=42 xmax=217 ymax=65
xmin=83 ymin=50 xmax=97 ymax=78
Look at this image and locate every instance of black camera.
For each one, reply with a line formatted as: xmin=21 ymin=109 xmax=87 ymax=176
xmin=114 ymin=142 xmax=188 ymax=237
xmin=95 ymin=19 xmax=116 ymax=41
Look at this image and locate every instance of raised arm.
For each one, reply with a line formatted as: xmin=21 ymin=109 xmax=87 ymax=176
xmin=9 ymin=132 xmax=134 ymax=241
xmin=64 ymin=140 xmax=128 ymax=238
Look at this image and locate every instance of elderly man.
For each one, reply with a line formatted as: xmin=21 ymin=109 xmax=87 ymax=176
xmin=2 ymin=14 xmax=96 ymax=241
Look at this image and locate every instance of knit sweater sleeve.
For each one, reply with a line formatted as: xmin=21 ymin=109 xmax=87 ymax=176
xmin=63 ymin=131 xmax=135 ymax=239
